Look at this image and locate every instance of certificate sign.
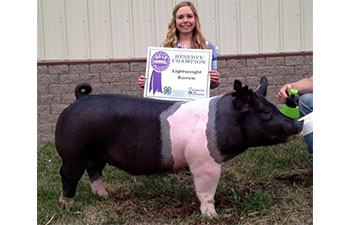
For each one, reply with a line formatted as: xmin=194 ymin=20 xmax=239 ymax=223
xmin=144 ymin=47 xmax=212 ymax=101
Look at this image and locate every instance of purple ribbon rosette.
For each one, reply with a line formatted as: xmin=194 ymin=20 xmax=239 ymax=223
xmin=149 ymin=51 xmax=170 ymax=94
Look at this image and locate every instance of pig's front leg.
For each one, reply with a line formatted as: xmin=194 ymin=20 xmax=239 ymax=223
xmin=189 ymin=158 xmax=222 ymax=217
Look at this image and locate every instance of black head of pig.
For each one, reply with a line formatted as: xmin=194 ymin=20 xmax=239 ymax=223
xmin=232 ymin=76 xmax=303 ymax=147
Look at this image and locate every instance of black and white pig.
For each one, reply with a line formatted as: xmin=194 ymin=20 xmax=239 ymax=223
xmin=55 ymin=76 xmax=303 ymax=217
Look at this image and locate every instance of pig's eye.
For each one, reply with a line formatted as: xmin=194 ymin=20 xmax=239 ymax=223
xmin=261 ymin=109 xmax=272 ymax=120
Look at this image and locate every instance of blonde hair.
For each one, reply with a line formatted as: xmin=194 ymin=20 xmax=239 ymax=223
xmin=161 ymin=1 xmax=207 ymax=49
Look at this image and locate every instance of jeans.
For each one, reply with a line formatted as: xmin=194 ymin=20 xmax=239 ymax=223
xmin=299 ymin=93 xmax=313 ymax=161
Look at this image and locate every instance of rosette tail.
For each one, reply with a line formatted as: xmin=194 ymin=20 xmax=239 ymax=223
xmin=149 ymin=71 xmax=154 ymax=93
xmin=149 ymin=70 xmax=162 ymax=94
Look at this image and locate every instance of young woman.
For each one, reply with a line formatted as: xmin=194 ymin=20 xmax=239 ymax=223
xmin=138 ymin=1 xmax=220 ymax=89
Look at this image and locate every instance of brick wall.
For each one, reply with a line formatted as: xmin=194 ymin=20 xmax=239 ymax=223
xmin=37 ymin=54 xmax=312 ymax=144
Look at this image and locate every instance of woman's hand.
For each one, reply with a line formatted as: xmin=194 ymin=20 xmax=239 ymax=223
xmin=209 ymin=70 xmax=220 ymax=89
xmin=138 ymin=75 xmax=146 ymax=88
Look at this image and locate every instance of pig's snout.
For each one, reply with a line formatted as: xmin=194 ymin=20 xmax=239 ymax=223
xmin=296 ymin=119 xmax=304 ymax=134
xmin=286 ymin=120 xmax=304 ymax=141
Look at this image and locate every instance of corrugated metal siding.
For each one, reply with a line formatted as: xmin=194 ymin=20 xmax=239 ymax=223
xmin=65 ymin=0 xmax=90 ymax=59
xmin=260 ymin=0 xmax=280 ymax=52
xmin=37 ymin=0 xmax=313 ymax=61
xmin=302 ymin=0 xmax=313 ymax=51
xmin=217 ymin=0 xmax=239 ymax=54
xmin=281 ymin=0 xmax=301 ymax=52
xmin=239 ymin=0 xmax=259 ymax=53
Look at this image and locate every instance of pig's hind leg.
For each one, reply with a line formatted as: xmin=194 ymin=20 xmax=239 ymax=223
xmin=86 ymin=159 xmax=109 ymax=197
xmin=59 ymin=159 xmax=87 ymax=209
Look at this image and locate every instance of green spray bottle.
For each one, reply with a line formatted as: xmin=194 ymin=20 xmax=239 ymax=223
xmin=280 ymin=89 xmax=300 ymax=120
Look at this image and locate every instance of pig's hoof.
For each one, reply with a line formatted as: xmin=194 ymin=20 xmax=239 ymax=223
xmin=91 ymin=179 xmax=109 ymax=198
xmin=59 ymin=196 xmax=74 ymax=209
xmin=92 ymin=188 xmax=109 ymax=198
xmin=203 ymin=209 xmax=218 ymax=218
xmin=201 ymin=203 xmax=218 ymax=218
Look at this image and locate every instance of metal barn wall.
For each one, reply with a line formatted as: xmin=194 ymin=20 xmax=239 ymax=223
xmin=37 ymin=0 xmax=313 ymax=61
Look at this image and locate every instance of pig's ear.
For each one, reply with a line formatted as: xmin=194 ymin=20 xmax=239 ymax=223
xmin=234 ymin=79 xmax=242 ymax=92
xmin=255 ymin=76 xmax=268 ymax=97
xmin=233 ymin=80 xmax=252 ymax=113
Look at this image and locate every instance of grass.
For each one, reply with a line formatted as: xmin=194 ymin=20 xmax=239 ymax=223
xmin=37 ymin=138 xmax=312 ymax=224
